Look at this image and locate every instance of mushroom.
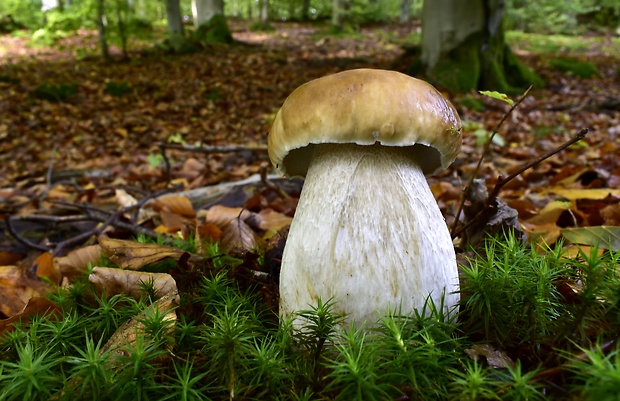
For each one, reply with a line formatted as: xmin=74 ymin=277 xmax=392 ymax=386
xmin=268 ymin=68 xmax=462 ymax=329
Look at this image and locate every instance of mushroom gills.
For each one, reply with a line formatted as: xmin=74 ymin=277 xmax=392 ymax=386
xmin=279 ymin=143 xmax=459 ymax=329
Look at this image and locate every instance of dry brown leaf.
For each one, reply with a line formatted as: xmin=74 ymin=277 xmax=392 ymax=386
xmin=55 ymin=244 xmax=102 ymax=276
xmin=526 ymin=201 xmax=570 ymax=225
xmin=0 ymin=252 xmax=22 ymax=266
xmin=601 ymin=203 xmax=620 ymax=226
xmin=220 ymin=217 xmax=258 ymax=253
xmin=89 ymin=267 xmax=178 ymax=301
xmin=205 ymin=205 xmax=256 ymax=226
xmin=0 ymin=265 xmax=51 ymax=318
xmin=101 ymin=291 xmax=179 ymax=358
xmin=99 ymin=236 xmax=185 ymax=270
xmin=0 ymin=297 xmax=62 ymax=335
xmin=258 ymin=208 xmax=293 ymax=232
xmin=149 ymin=195 xmax=196 ymax=218
xmin=551 ymin=187 xmax=620 ymax=200
xmin=33 ymin=252 xmax=61 ymax=285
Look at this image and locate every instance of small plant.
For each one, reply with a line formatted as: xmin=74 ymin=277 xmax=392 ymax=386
xmin=548 ymin=57 xmax=602 ymax=78
xmin=568 ymin=344 xmax=620 ymax=400
xmin=103 ymin=81 xmax=133 ymax=97
xmin=32 ymin=82 xmax=77 ymax=102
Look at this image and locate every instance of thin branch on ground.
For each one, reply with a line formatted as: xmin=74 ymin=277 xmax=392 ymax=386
xmin=5 ymin=184 xmax=183 ymax=256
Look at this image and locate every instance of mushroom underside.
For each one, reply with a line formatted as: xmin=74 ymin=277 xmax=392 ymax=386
xmin=279 ymin=143 xmax=459 ymax=329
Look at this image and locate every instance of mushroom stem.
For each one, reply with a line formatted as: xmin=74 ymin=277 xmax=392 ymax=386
xmin=280 ymin=143 xmax=459 ymax=328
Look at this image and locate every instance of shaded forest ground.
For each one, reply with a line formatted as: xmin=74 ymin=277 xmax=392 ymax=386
xmin=0 ymin=20 xmax=619 ymax=242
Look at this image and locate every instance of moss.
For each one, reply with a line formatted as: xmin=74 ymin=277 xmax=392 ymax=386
xmin=548 ymin=57 xmax=602 ymax=78
xmin=428 ymin=34 xmax=481 ymax=92
xmin=192 ymin=14 xmax=233 ymax=44
xmin=459 ymin=95 xmax=485 ymax=112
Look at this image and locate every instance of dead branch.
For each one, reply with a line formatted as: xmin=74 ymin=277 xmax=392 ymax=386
xmin=6 ymin=185 xmax=183 ymax=256
xmin=260 ymin=165 xmax=289 ymax=199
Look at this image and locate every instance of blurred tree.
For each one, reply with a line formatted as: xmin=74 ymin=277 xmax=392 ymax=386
xmin=192 ymin=0 xmax=232 ymax=44
xmin=165 ymin=0 xmax=186 ymax=50
xmin=419 ymin=0 xmax=543 ymax=93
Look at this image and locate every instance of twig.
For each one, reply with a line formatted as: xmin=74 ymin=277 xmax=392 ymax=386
xmin=451 ymin=86 xmax=532 ymax=238
xmin=6 ymin=185 xmax=183 ymax=255
xmin=452 ymin=128 xmax=588 ymax=240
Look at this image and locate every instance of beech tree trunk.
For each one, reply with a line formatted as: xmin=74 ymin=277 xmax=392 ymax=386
xmin=259 ymin=0 xmax=269 ymax=24
xmin=193 ymin=0 xmax=223 ymax=28
xmin=165 ymin=0 xmax=185 ymax=50
xmin=420 ymin=0 xmax=542 ymax=93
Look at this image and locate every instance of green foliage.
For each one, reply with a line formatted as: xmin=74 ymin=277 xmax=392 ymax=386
xmin=32 ymin=82 xmax=77 ymax=102
xmin=549 ymin=57 xmax=602 ymax=78
xmin=569 ymin=344 xmax=620 ymax=400
xmin=104 ymin=81 xmax=133 ymax=97
xmin=2 ymin=233 xmax=620 ymax=399
xmin=192 ymin=15 xmax=233 ymax=45
xmin=505 ymin=0 xmax=616 ymax=34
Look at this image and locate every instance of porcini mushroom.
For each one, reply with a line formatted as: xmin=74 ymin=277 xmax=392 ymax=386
xmin=268 ymin=69 xmax=462 ymax=328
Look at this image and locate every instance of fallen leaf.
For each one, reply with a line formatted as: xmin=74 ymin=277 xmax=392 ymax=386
xmin=551 ymin=187 xmax=620 ymax=200
xmin=55 ymin=244 xmax=102 ymax=276
xmin=560 ymin=226 xmax=620 ymax=251
xmin=101 ymin=291 xmax=179 ymax=359
xmin=258 ymin=208 xmax=293 ymax=232
xmin=0 ymin=297 xmax=62 ymax=335
xmin=32 ymin=252 xmax=61 ymax=285
xmin=0 ymin=265 xmax=51 ymax=318
xmin=89 ymin=267 xmax=178 ymax=301
xmin=99 ymin=236 xmax=185 ymax=270
xmin=220 ymin=217 xmax=258 ymax=253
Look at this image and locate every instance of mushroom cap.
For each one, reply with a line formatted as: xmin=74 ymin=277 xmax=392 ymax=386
xmin=268 ymin=68 xmax=462 ymax=177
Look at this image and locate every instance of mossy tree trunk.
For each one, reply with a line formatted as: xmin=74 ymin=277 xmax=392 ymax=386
xmin=419 ymin=0 xmax=543 ymax=93
xmin=165 ymin=0 xmax=185 ymax=51
xmin=192 ymin=0 xmax=232 ymax=44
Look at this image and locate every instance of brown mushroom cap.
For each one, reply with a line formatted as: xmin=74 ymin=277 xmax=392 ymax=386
xmin=268 ymin=68 xmax=462 ymax=177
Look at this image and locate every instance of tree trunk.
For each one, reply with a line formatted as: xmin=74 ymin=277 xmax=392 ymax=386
xmin=419 ymin=0 xmax=542 ymax=93
xmin=192 ymin=0 xmax=232 ymax=44
xmin=332 ymin=0 xmax=344 ymax=29
xmin=400 ymin=0 xmax=412 ymax=24
xmin=301 ymin=0 xmax=310 ymax=21
xmin=96 ymin=0 xmax=110 ymax=60
xmin=259 ymin=0 xmax=269 ymax=24
xmin=165 ymin=0 xmax=185 ymax=51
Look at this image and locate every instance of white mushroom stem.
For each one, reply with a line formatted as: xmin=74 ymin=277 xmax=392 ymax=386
xmin=279 ymin=143 xmax=459 ymax=328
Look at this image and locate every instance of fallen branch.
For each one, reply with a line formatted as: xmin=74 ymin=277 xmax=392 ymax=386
xmin=6 ymin=185 xmax=182 ymax=256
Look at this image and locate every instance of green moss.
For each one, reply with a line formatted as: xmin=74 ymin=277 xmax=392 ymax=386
xmin=459 ymin=95 xmax=486 ymax=112
xmin=193 ymin=14 xmax=233 ymax=44
xmin=429 ymin=35 xmax=481 ymax=92
xmin=548 ymin=57 xmax=602 ymax=78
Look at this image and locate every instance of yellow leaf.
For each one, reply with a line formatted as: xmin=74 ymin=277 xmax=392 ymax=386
xmin=99 ymin=236 xmax=185 ymax=270
xmin=551 ymin=187 xmax=620 ymax=200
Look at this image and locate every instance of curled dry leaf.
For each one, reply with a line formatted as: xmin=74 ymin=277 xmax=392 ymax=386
xmin=32 ymin=252 xmax=61 ymax=285
xmin=99 ymin=236 xmax=185 ymax=270
xmin=148 ymin=195 xmax=196 ymax=218
xmin=89 ymin=267 xmax=178 ymax=301
xmin=100 ymin=291 xmax=180 ymax=359
xmin=0 ymin=265 xmax=52 ymax=318
xmin=0 ymin=297 xmax=62 ymax=334
xmin=54 ymin=244 xmax=102 ymax=276
xmin=257 ymin=208 xmax=292 ymax=233
xmin=204 ymin=205 xmax=257 ymax=226
xmin=220 ymin=217 xmax=258 ymax=253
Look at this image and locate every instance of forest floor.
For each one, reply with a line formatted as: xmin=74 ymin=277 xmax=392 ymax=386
xmin=0 ymin=20 xmax=619 ymax=254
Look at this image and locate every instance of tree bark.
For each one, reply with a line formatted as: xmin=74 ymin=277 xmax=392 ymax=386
xmin=400 ymin=0 xmax=412 ymax=24
xmin=419 ymin=0 xmax=542 ymax=93
xmin=259 ymin=0 xmax=269 ymax=24
xmin=165 ymin=0 xmax=185 ymax=51
xmin=96 ymin=0 xmax=110 ymax=60
xmin=301 ymin=0 xmax=310 ymax=21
